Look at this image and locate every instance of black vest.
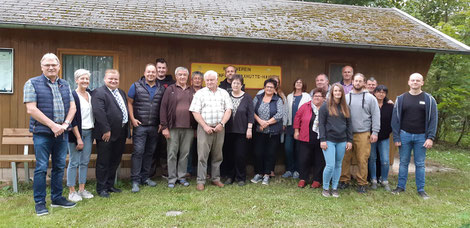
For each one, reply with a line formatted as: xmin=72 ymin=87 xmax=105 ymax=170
xmin=132 ymin=77 xmax=164 ymax=126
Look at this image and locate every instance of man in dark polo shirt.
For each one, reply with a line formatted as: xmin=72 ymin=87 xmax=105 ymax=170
xmin=160 ymin=66 xmax=196 ymax=188
xmin=391 ymin=73 xmax=438 ymax=199
xmin=128 ymin=63 xmax=165 ymax=193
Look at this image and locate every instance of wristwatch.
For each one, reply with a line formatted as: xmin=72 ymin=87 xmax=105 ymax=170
xmin=219 ymin=122 xmax=225 ymax=128
xmin=64 ymin=120 xmax=71 ymax=125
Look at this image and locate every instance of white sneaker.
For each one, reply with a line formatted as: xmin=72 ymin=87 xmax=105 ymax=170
xmin=292 ymin=171 xmax=300 ymax=179
xmin=68 ymin=192 xmax=83 ymax=202
xmin=262 ymin=175 xmax=269 ymax=185
xmin=251 ymin=174 xmax=263 ymax=183
xmin=79 ymin=190 xmax=94 ymax=199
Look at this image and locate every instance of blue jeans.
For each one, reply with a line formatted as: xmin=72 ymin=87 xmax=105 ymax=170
xmin=397 ymin=130 xmax=427 ymax=192
xmin=33 ymin=133 xmax=68 ymax=204
xmin=368 ymin=138 xmax=390 ymax=182
xmin=322 ymin=141 xmax=346 ymax=190
xmin=284 ymin=127 xmax=300 ymax=172
xmin=67 ymin=129 xmax=93 ymax=186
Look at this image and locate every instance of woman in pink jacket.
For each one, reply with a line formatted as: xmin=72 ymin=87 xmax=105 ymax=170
xmin=293 ymin=88 xmax=326 ymax=188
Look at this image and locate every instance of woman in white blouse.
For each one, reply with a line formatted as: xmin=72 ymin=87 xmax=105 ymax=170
xmin=67 ymin=69 xmax=95 ymax=202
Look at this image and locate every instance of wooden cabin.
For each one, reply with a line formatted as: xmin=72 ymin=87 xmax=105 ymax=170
xmin=1 ymin=0 xmax=469 ymax=180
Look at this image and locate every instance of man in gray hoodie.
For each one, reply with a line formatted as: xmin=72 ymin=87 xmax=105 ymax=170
xmin=339 ymin=73 xmax=380 ymax=193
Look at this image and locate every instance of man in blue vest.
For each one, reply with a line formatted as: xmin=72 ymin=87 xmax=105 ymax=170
xmin=128 ymin=63 xmax=164 ymax=193
xmin=24 ymin=53 xmax=77 ymax=216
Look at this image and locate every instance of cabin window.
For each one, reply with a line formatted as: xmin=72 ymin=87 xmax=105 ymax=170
xmin=58 ymin=49 xmax=119 ymax=90
xmin=0 ymin=48 xmax=14 ymax=94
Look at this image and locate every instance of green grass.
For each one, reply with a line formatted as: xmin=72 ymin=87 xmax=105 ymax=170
xmin=1 ymin=145 xmax=470 ymax=227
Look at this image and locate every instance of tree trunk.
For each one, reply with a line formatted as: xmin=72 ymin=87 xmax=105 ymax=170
xmin=455 ymin=117 xmax=467 ymax=146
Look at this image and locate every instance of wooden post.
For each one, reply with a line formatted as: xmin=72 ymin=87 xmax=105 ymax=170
xmin=11 ymin=162 xmax=18 ymax=193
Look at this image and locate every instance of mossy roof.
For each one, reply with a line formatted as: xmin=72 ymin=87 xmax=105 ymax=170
xmin=1 ymin=0 xmax=469 ymax=54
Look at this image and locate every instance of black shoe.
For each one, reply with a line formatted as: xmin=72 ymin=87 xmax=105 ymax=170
xmin=338 ymin=182 xmax=349 ymax=190
xmin=98 ymin=190 xmax=110 ymax=198
xmin=418 ymin=191 xmax=430 ymax=200
xmin=224 ymin=178 xmax=234 ymax=185
xmin=51 ymin=197 xmax=76 ymax=208
xmin=107 ymin=187 xmax=122 ymax=193
xmin=357 ymin=185 xmax=367 ymax=194
xmin=391 ymin=187 xmax=405 ymax=195
xmin=237 ymin=181 xmax=246 ymax=186
xmin=35 ymin=203 xmax=49 ymax=216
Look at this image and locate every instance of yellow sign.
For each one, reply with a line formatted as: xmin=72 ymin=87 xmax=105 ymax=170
xmin=190 ymin=63 xmax=282 ymax=89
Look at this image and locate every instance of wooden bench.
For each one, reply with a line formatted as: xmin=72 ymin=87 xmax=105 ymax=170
xmin=1 ymin=128 xmax=132 ymax=193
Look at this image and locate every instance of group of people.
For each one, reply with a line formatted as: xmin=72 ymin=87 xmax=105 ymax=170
xmin=25 ymin=53 xmax=437 ymax=216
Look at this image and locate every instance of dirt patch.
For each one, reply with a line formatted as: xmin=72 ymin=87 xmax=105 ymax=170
xmin=391 ymin=158 xmax=455 ymax=174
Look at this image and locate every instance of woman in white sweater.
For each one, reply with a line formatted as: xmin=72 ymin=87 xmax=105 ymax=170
xmin=282 ymin=78 xmax=311 ymax=179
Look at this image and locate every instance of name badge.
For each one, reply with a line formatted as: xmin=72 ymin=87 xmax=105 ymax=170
xmin=419 ymin=101 xmax=425 ymax=105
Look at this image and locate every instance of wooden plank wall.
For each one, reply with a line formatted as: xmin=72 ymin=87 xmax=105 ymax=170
xmin=0 ymin=28 xmax=435 ymax=167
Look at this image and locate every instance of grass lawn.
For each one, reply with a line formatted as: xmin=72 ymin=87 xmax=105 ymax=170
xmin=1 ymin=144 xmax=469 ymax=227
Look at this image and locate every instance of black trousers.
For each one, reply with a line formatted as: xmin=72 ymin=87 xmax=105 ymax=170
xmin=131 ymin=125 xmax=158 ymax=183
xmin=298 ymin=137 xmax=325 ymax=182
xmin=95 ymin=127 xmax=127 ymax=193
xmin=150 ymin=133 xmax=168 ymax=177
xmin=221 ymin=133 xmax=248 ymax=182
xmin=253 ymin=133 xmax=280 ymax=175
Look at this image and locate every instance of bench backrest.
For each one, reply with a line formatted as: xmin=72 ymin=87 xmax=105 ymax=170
xmin=2 ymin=128 xmax=33 ymax=145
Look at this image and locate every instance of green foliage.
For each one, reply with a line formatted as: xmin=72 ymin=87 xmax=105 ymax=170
xmin=423 ymin=1 xmax=470 ymax=146
xmin=300 ymin=0 xmax=470 ymax=146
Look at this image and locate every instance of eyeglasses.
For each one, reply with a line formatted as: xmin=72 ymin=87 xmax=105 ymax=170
xmin=42 ymin=64 xmax=59 ymax=68
xmin=313 ymin=95 xmax=324 ymax=98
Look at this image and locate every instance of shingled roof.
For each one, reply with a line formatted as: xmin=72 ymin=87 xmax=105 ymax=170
xmin=1 ymin=0 xmax=469 ymax=54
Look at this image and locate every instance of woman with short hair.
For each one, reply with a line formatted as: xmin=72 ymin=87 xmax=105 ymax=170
xmin=251 ymin=79 xmax=285 ymax=185
xmin=369 ymin=85 xmax=393 ymax=191
xmin=223 ymin=75 xmax=254 ymax=186
xmin=67 ymin=69 xmax=94 ymax=202
xmin=293 ymin=88 xmax=326 ymax=188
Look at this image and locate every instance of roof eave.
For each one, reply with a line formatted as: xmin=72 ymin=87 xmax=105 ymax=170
xmin=1 ymin=22 xmax=469 ymax=55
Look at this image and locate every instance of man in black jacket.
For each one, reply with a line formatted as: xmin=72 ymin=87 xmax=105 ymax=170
xmin=92 ymin=69 xmax=130 ymax=198
xmin=219 ymin=65 xmax=245 ymax=93
xmin=128 ymin=63 xmax=165 ymax=193
xmin=149 ymin=58 xmax=175 ymax=178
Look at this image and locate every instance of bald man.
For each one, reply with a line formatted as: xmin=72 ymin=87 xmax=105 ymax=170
xmin=338 ymin=66 xmax=354 ymax=94
xmin=391 ymin=73 xmax=438 ymax=200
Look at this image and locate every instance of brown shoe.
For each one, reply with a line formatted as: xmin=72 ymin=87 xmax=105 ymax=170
xmin=196 ymin=184 xmax=204 ymax=191
xmin=212 ymin=181 xmax=224 ymax=188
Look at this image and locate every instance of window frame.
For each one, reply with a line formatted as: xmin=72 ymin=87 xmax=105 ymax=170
xmin=0 ymin=48 xmax=14 ymax=94
xmin=57 ymin=48 xmax=120 ymax=79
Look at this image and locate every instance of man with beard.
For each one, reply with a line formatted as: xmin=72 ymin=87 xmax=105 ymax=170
xmin=150 ymin=58 xmax=176 ymax=178
xmin=219 ymin=65 xmax=245 ymax=93
xmin=339 ymin=73 xmax=380 ymax=194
